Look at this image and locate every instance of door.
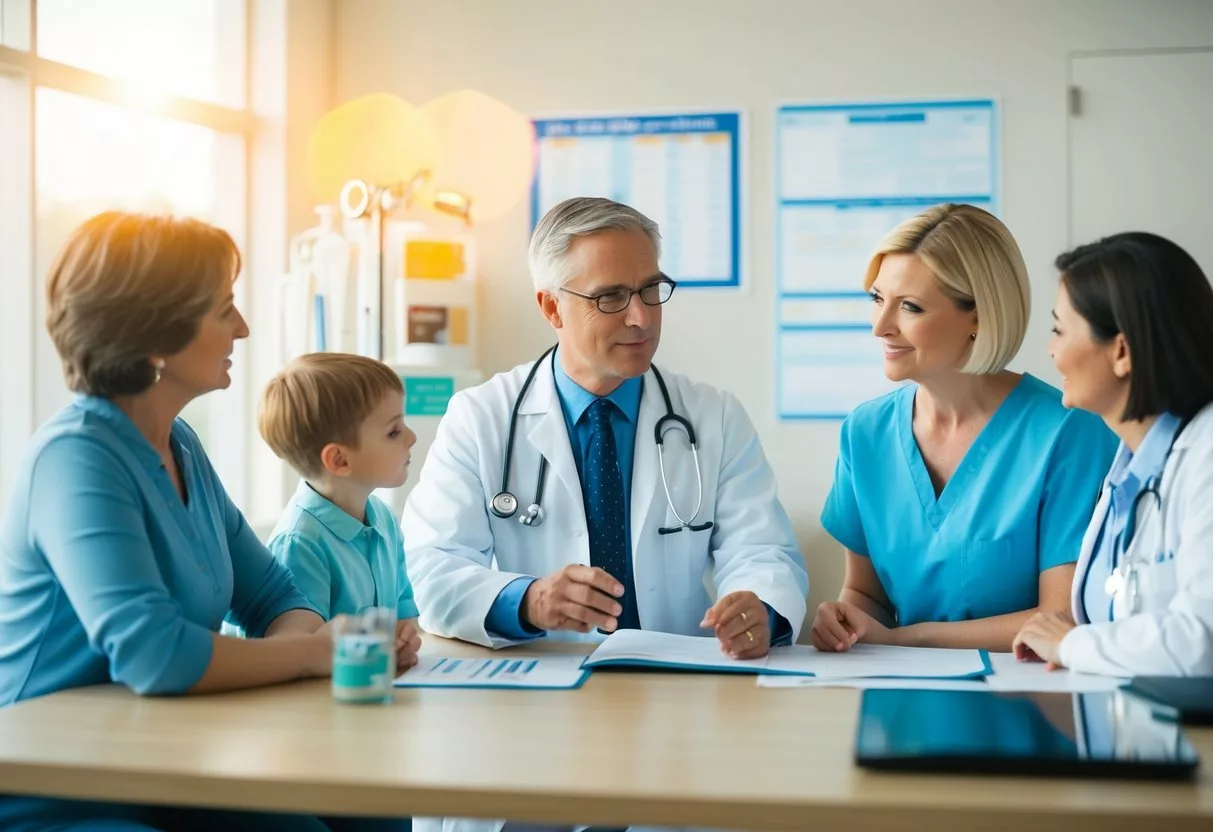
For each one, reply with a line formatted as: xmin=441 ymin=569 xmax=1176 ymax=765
xmin=1069 ymin=49 xmax=1213 ymax=271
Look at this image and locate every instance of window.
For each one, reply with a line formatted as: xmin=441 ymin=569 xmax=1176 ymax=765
xmin=36 ymin=0 xmax=244 ymax=107
xmin=33 ymin=88 xmax=248 ymax=479
xmin=0 ymin=0 xmax=264 ymax=508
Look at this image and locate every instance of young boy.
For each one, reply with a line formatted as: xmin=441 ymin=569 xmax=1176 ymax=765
xmin=259 ymin=353 xmax=422 ymax=670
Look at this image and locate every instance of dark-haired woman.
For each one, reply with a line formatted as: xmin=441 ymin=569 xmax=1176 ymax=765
xmin=1013 ymin=232 xmax=1213 ymax=677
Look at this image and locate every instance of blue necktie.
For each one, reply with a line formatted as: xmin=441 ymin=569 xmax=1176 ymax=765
xmin=583 ymin=399 xmax=631 ymax=624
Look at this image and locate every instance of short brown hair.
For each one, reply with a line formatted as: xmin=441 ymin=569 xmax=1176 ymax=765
xmin=45 ymin=211 xmax=241 ymax=397
xmin=259 ymin=353 xmax=405 ymax=478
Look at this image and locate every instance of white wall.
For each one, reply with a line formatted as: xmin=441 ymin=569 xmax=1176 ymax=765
xmin=332 ymin=0 xmax=1213 ymax=612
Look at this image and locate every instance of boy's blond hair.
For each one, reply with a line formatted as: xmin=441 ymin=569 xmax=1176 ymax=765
xmin=259 ymin=353 xmax=404 ymax=478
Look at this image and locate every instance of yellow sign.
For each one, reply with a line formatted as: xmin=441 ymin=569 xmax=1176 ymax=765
xmin=404 ymin=240 xmax=466 ymax=280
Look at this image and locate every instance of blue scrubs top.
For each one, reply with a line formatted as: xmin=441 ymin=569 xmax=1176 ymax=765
xmin=0 ymin=396 xmax=318 ymax=706
xmin=821 ymin=374 xmax=1117 ymax=625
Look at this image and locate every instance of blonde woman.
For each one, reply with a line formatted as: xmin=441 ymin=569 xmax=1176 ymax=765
xmin=0 ymin=213 xmax=410 ymax=831
xmin=811 ymin=204 xmax=1116 ymax=653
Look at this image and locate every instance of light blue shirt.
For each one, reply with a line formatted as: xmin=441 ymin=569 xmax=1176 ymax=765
xmin=0 ymin=397 xmax=317 ymax=705
xmin=822 ymin=374 xmax=1118 ymax=626
xmin=485 ymin=355 xmax=643 ymax=638
xmin=1080 ymin=413 xmax=1182 ymax=624
xmin=268 ymin=480 xmax=419 ymax=621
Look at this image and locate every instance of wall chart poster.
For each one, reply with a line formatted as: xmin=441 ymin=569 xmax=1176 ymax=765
xmin=532 ymin=111 xmax=743 ymax=288
xmin=775 ymin=99 xmax=999 ymax=419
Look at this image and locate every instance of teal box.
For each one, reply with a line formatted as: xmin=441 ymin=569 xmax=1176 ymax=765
xmin=404 ymin=376 xmax=455 ymax=417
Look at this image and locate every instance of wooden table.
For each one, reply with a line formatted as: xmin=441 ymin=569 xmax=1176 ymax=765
xmin=0 ymin=638 xmax=1210 ymax=831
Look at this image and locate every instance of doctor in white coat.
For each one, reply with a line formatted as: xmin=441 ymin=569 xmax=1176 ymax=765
xmin=403 ymin=198 xmax=806 ymax=832
xmin=1013 ymin=232 xmax=1213 ymax=677
xmin=403 ymin=197 xmax=807 ymax=662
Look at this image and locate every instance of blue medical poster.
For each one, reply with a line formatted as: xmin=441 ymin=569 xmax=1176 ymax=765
xmin=775 ymin=99 xmax=999 ymax=419
xmin=532 ymin=111 xmax=743 ymax=288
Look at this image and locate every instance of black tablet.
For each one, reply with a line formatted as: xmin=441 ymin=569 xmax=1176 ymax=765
xmin=854 ymin=688 xmax=1200 ymax=780
xmin=1125 ymin=676 xmax=1213 ymax=726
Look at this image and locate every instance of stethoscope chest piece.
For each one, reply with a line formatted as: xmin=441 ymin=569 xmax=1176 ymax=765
xmin=519 ymin=503 xmax=545 ymax=526
xmin=490 ymin=491 xmax=518 ymax=519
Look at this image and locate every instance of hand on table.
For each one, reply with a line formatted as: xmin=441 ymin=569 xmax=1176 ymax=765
xmin=522 ymin=565 xmax=624 ymax=633
xmin=701 ymin=591 xmax=770 ymax=659
xmin=810 ymin=601 xmax=890 ymax=651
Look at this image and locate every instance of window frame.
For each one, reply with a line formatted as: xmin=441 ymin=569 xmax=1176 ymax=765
xmin=0 ymin=0 xmax=265 ymax=508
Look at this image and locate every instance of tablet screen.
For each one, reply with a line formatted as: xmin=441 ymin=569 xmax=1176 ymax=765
xmin=854 ymin=689 xmax=1199 ymax=780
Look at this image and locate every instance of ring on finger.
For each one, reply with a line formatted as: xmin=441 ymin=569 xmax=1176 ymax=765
xmin=740 ymin=611 xmax=748 ymax=623
xmin=746 ymin=629 xmax=754 ymax=643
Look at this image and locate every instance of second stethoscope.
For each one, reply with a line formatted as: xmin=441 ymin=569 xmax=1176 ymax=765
xmin=488 ymin=346 xmax=714 ymax=536
xmin=1099 ymin=417 xmax=1190 ymax=615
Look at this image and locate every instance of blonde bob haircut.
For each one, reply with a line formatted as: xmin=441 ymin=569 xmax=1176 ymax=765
xmin=863 ymin=203 xmax=1030 ymax=375
xmin=259 ymin=352 xmax=404 ymax=479
xmin=45 ymin=211 xmax=240 ymax=398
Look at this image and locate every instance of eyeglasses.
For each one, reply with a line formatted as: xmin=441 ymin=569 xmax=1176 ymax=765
xmin=559 ymin=275 xmax=677 ymax=314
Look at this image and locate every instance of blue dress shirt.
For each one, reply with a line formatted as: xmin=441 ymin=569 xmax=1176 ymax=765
xmin=0 ymin=396 xmax=318 ymax=705
xmin=268 ymin=480 xmax=419 ymax=620
xmin=485 ymin=357 xmax=642 ymax=638
xmin=1080 ymin=413 xmax=1182 ymax=623
xmin=486 ymin=355 xmax=791 ymax=644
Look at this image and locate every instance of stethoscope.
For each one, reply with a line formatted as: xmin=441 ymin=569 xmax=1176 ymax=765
xmin=1088 ymin=417 xmax=1190 ymax=617
xmin=488 ymin=346 xmax=714 ymax=536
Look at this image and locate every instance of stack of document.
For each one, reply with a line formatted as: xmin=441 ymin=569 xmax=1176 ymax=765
xmin=393 ymin=633 xmax=1126 ymax=693
xmin=582 ymin=630 xmax=992 ymax=680
xmin=757 ymin=651 xmax=1128 ymax=692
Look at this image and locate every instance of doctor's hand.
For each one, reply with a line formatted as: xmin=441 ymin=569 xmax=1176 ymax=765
xmin=395 ymin=618 xmax=423 ymax=671
xmin=701 ymin=591 xmax=770 ymax=659
xmin=810 ymin=601 xmax=890 ymax=651
xmin=1012 ymin=611 xmax=1076 ymax=670
xmin=522 ymin=565 xmax=624 ymax=633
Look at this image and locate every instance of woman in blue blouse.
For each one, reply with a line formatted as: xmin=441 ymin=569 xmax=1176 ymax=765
xmin=811 ymin=204 xmax=1117 ymax=653
xmin=0 ymin=213 xmax=408 ymax=831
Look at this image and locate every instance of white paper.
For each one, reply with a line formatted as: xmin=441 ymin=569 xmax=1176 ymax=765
xmin=763 ymin=643 xmax=990 ymax=679
xmin=756 ymin=653 xmax=1128 ymax=693
xmin=982 ymin=653 xmax=1128 ymax=693
xmin=394 ymin=655 xmax=588 ymax=689
xmin=757 ymin=675 xmax=991 ymax=691
xmin=582 ymin=630 xmax=768 ymax=673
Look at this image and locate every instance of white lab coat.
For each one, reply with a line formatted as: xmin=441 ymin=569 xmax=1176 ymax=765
xmin=1061 ymin=402 xmax=1213 ymax=677
xmin=401 ymin=360 xmax=807 ymax=832
xmin=403 ymin=358 xmax=808 ymax=648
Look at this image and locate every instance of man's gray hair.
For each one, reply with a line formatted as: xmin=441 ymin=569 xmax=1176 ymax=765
xmin=528 ymin=197 xmax=662 ymax=292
